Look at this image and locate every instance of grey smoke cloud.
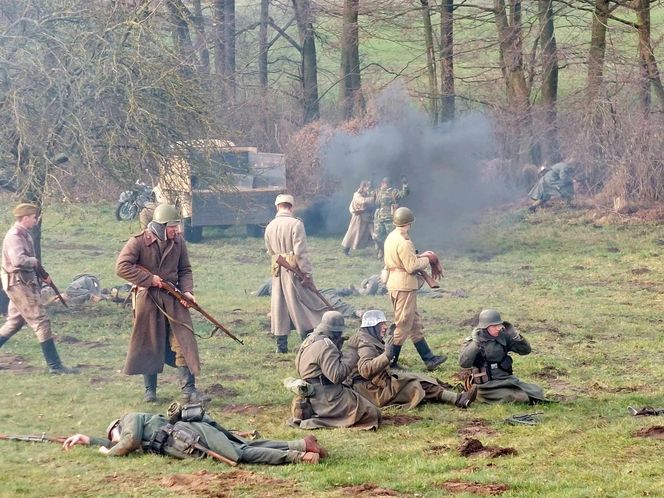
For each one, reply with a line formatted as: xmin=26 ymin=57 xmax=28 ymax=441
xmin=318 ymin=86 xmax=515 ymax=249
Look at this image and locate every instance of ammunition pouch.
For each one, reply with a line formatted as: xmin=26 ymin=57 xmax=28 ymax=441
xmin=470 ymin=367 xmax=489 ymax=385
xmin=147 ymin=422 xmax=206 ymax=459
xmin=167 ymin=402 xmax=205 ymax=424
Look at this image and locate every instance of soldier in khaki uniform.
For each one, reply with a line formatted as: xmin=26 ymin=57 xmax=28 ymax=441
xmin=372 ymin=177 xmax=409 ymax=259
xmin=341 ymin=181 xmax=374 ymax=255
xmin=289 ymin=311 xmax=381 ymax=430
xmin=0 ymin=203 xmax=76 ymax=374
xmin=460 ymin=309 xmax=546 ymax=404
xmin=347 ymin=310 xmax=476 ymax=409
xmin=383 ymin=207 xmax=446 ymax=371
xmin=264 ymin=194 xmax=325 ymax=353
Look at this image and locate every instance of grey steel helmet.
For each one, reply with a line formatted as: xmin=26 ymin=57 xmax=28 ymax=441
xmin=361 ymin=310 xmax=387 ymax=328
xmin=319 ymin=310 xmax=345 ymax=332
xmin=152 ymin=204 xmax=181 ymax=226
xmin=478 ymin=309 xmax=503 ymax=329
xmin=393 ymin=206 xmax=415 ymax=227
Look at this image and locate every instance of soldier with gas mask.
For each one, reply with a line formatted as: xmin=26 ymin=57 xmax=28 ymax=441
xmin=459 ymin=309 xmax=546 ymax=404
xmin=288 ymin=311 xmax=381 ymax=430
xmin=347 ymin=310 xmax=476 ymax=409
xmin=116 ymin=204 xmax=209 ymax=404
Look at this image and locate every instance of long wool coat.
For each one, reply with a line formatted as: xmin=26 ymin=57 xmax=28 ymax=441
xmin=264 ymin=212 xmax=325 ymax=336
xmin=116 ymin=230 xmax=201 ymax=375
xmin=341 ymin=191 xmax=374 ymax=250
xmin=291 ymin=332 xmax=381 ymax=430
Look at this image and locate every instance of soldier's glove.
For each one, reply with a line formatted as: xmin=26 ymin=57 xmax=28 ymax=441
xmin=384 ymin=342 xmax=396 ymax=362
xmin=384 ymin=326 xmax=395 ymax=361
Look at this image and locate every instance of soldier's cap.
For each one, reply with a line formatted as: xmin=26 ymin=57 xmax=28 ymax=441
xmin=106 ymin=418 xmax=121 ymax=440
xmin=275 ymin=194 xmax=294 ymax=207
xmin=13 ymin=203 xmax=38 ymax=218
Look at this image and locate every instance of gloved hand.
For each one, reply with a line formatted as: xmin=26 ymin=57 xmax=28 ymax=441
xmin=383 ymin=325 xmax=395 ymax=360
xmin=384 ymin=342 xmax=395 ymax=362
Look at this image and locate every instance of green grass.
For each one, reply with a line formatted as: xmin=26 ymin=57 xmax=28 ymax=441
xmin=0 ymin=197 xmax=663 ymax=497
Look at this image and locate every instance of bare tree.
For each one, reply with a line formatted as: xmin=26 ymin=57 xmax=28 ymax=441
xmin=439 ymin=0 xmax=455 ymax=122
xmin=292 ymin=0 xmax=320 ymax=123
xmin=339 ymin=0 xmax=365 ymax=120
xmin=538 ymin=0 xmax=561 ymax=164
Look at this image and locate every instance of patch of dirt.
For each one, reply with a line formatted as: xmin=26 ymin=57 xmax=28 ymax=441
xmin=571 ymin=265 xmax=586 ymax=270
xmin=534 ymin=365 xmax=568 ymax=380
xmin=606 ymin=246 xmax=620 ymax=253
xmin=160 ymin=469 xmax=299 ymax=497
xmin=58 ymin=335 xmax=105 ymax=348
xmin=425 ymin=444 xmax=449 ymax=455
xmin=382 ymin=414 xmax=422 ymax=426
xmin=631 ymin=267 xmax=651 ymax=275
xmin=458 ymin=312 xmax=480 ymax=328
xmin=0 ymin=354 xmax=38 ymax=372
xmin=458 ymin=419 xmax=498 ymax=438
xmin=335 ymin=483 xmax=401 ymax=496
xmin=458 ymin=438 xmax=518 ymax=459
xmin=439 ymin=480 xmax=509 ymax=496
xmin=205 ymin=383 xmax=237 ymax=397
xmin=520 ymin=265 xmax=532 ymax=270
xmin=634 ymin=426 xmax=664 ymax=440
xmin=217 ymin=404 xmax=267 ymax=416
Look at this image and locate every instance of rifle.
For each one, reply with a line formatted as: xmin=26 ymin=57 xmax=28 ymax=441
xmin=416 ymin=271 xmax=440 ymax=289
xmin=36 ymin=265 xmax=68 ymax=309
xmin=0 ymin=433 xmax=67 ymax=444
xmin=628 ymin=406 xmax=664 ymax=416
xmin=505 ymin=412 xmax=544 ymax=425
xmin=135 ymin=265 xmax=243 ymax=345
xmin=274 ymin=255 xmax=333 ymax=309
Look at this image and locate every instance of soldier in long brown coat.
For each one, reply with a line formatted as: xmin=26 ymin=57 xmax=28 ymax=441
xmin=341 ymin=181 xmax=374 ymax=255
xmin=116 ymin=204 xmax=208 ymax=403
xmin=383 ymin=207 xmax=446 ymax=371
xmin=0 ymin=203 xmax=76 ymax=373
xmin=264 ymin=194 xmax=326 ymax=353
xmin=347 ymin=310 xmax=476 ymax=409
xmin=289 ymin=311 xmax=381 ymax=430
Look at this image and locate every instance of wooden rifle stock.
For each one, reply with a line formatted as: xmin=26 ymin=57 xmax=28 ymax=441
xmin=274 ymin=255 xmax=333 ymax=309
xmin=194 ymin=442 xmax=238 ymax=466
xmin=36 ymin=265 xmax=68 ymax=308
xmin=0 ymin=433 xmax=67 ymax=444
xmin=416 ymin=271 xmax=440 ymax=289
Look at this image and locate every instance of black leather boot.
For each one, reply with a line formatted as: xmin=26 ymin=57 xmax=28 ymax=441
xmin=178 ymin=366 xmax=211 ymax=403
xmin=40 ymin=339 xmax=78 ymax=374
xmin=413 ymin=339 xmax=447 ymax=371
xmin=276 ymin=335 xmax=289 ymax=353
xmin=0 ymin=335 xmax=8 ymax=349
xmin=143 ymin=374 xmax=157 ymax=403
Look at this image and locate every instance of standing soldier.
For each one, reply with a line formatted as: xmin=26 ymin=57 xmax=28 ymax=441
xmin=264 ymin=194 xmax=326 ymax=353
xmin=0 ymin=203 xmax=76 ymax=373
xmin=116 ymin=203 xmax=209 ymax=403
xmin=372 ymin=176 xmax=409 ymax=259
xmin=383 ymin=207 xmax=446 ymax=371
xmin=341 ymin=180 xmax=374 ymax=256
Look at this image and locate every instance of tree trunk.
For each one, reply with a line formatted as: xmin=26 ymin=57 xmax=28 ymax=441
xmin=292 ymin=0 xmax=320 ymax=123
xmin=259 ymin=0 xmax=269 ymax=90
xmin=192 ymin=0 xmax=210 ymax=75
xmin=634 ymin=0 xmax=664 ymax=112
xmin=439 ymin=0 xmax=455 ymax=122
xmin=166 ymin=0 xmax=198 ymax=77
xmin=339 ymin=0 xmax=364 ymax=120
xmin=538 ymin=0 xmax=561 ymax=163
xmin=420 ymin=0 xmax=438 ymax=125
xmin=586 ymin=0 xmax=610 ymax=105
xmin=224 ymin=0 xmax=236 ymax=100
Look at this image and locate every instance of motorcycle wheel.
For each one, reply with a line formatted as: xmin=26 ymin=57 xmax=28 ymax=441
xmin=115 ymin=202 xmax=138 ymax=221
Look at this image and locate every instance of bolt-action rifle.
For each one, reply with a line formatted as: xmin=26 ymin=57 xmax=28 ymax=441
xmin=36 ymin=264 xmax=68 ymax=308
xmin=274 ymin=255 xmax=333 ymax=309
xmin=135 ymin=265 xmax=243 ymax=345
xmin=0 ymin=433 xmax=67 ymax=444
xmin=628 ymin=406 xmax=664 ymax=416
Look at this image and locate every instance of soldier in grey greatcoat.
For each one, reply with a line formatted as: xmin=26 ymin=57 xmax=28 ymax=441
xmin=264 ymin=194 xmax=326 ymax=353
xmin=341 ymin=181 xmax=374 ymax=255
xmin=0 ymin=203 xmax=76 ymax=374
xmin=288 ymin=311 xmax=381 ymax=430
xmin=528 ymin=161 xmax=575 ymax=211
xmin=459 ymin=309 xmax=546 ymax=404
xmin=347 ymin=310 xmax=476 ymax=409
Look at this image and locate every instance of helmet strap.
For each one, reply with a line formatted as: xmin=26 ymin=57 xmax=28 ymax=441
xmin=148 ymin=221 xmax=167 ymax=241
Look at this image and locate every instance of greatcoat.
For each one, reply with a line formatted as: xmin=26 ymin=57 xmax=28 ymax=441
xmin=341 ymin=191 xmax=374 ymax=250
xmin=264 ymin=212 xmax=325 ymax=336
xmin=116 ymin=230 xmax=200 ymax=375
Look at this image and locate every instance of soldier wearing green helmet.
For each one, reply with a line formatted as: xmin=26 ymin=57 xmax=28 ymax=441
xmin=372 ymin=176 xmax=409 ymax=259
xmin=459 ymin=309 xmax=547 ymax=404
xmin=116 ymin=203 xmax=210 ymax=404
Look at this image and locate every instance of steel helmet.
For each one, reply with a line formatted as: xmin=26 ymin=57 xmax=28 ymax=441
xmin=393 ymin=207 xmax=415 ymax=227
xmin=361 ymin=310 xmax=387 ymax=328
xmin=478 ymin=309 xmax=503 ymax=329
xmin=152 ymin=204 xmax=181 ymax=226
xmin=317 ymin=310 xmax=345 ymax=333
xmin=106 ymin=418 xmax=121 ymax=440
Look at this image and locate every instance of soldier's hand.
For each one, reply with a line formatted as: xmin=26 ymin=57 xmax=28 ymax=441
xmin=98 ymin=446 xmax=110 ymax=455
xmin=180 ymin=291 xmax=196 ymax=308
xmin=151 ymin=275 xmax=163 ymax=288
xmin=384 ymin=342 xmax=396 ymax=362
xmin=301 ymin=274 xmax=315 ymax=291
xmin=62 ymin=434 xmax=90 ymax=450
xmin=43 ymin=275 xmax=53 ymax=286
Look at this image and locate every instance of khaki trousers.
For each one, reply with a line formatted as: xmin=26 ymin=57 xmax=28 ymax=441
xmin=0 ymin=282 xmax=52 ymax=343
xmin=389 ymin=290 xmax=424 ymax=345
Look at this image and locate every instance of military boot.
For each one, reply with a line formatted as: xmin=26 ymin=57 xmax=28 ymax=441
xmin=343 ymin=247 xmax=350 ymax=256
xmin=40 ymin=339 xmax=78 ymax=374
xmin=143 ymin=374 xmax=158 ymax=403
xmin=177 ymin=366 xmax=211 ymax=403
xmin=454 ymin=385 xmax=478 ymax=409
xmin=275 ymin=335 xmax=289 ymax=353
xmin=413 ymin=339 xmax=447 ymax=371
xmin=0 ymin=335 xmax=8 ymax=349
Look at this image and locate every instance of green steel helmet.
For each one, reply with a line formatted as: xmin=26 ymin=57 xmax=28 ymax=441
xmin=152 ymin=204 xmax=181 ymax=226
xmin=361 ymin=310 xmax=387 ymax=328
xmin=478 ymin=309 xmax=503 ymax=329
xmin=393 ymin=206 xmax=415 ymax=227
xmin=319 ymin=310 xmax=345 ymax=333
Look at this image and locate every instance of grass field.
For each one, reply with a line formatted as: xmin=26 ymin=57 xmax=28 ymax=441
xmin=0 ymin=197 xmax=663 ymax=497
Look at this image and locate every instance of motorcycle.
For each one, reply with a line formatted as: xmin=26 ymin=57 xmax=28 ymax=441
xmin=115 ymin=180 xmax=155 ymax=221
